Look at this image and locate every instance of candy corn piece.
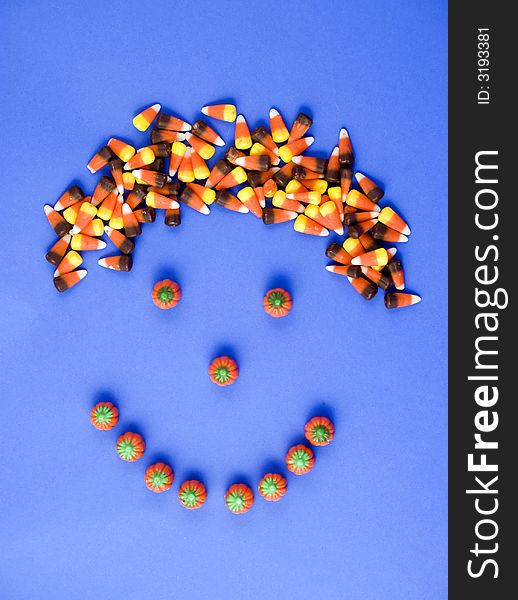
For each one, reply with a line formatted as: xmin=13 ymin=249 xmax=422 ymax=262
xmin=251 ymin=126 xmax=279 ymax=156
xmin=177 ymin=147 xmax=194 ymax=182
xmin=269 ymin=108 xmax=290 ymax=143
xmin=300 ymin=178 xmax=328 ymax=193
xmin=294 ymin=214 xmax=329 ymax=236
xmin=104 ymin=226 xmax=134 ymax=254
xmin=54 ymin=185 xmax=85 ymax=211
xmin=378 ymin=207 xmax=411 ymax=235
xmin=361 ymin=267 xmax=393 ymax=290
xmin=254 ymin=186 xmax=266 ymax=207
xmin=216 ymin=166 xmax=247 ymax=190
xmin=347 ymin=219 xmax=378 ymax=238
xmin=179 ymin=187 xmax=210 ymax=215
xmin=263 ymin=178 xmax=277 ymax=198
xmin=237 ymin=186 xmax=263 ymax=217
xmin=147 ymin=143 xmax=171 ymax=158
xmin=355 ymin=172 xmax=384 ymax=202
xmin=192 ymin=119 xmax=224 ymax=146
xmin=201 ymin=103 xmax=236 ymax=122
xmin=107 ymin=138 xmax=136 ymax=162
xmin=273 ymin=190 xmax=305 ymax=213
xmin=351 ymin=248 xmax=389 ymax=267
xmin=285 ymin=179 xmax=306 ymax=194
xmin=215 ymin=190 xmax=249 ymax=213
xmin=293 ymin=166 xmax=324 ymax=181
xmin=54 ymin=269 xmax=87 ymax=293
xmin=372 ymin=222 xmax=409 ymax=243
xmin=338 ymin=127 xmax=354 ymax=165
xmin=92 ymin=177 xmax=116 ymax=207
xmin=250 ymin=141 xmax=281 ymax=165
xmin=279 ymin=137 xmax=314 ymax=163
xmin=340 ymin=166 xmax=353 ymax=202
xmin=134 ymin=207 xmax=156 ymax=223
xmin=286 ymin=191 xmax=321 ymax=205
xmin=304 ymin=204 xmax=334 ymax=229
xmin=344 ymin=211 xmax=379 ymax=226
xmin=385 ymin=292 xmax=421 ymax=309
xmin=325 ymin=147 xmax=340 ymax=182
xmin=225 ymin=145 xmax=246 ymax=165
xmin=109 ymin=197 xmax=124 ymax=230
xmin=126 ymin=185 xmax=146 ymax=210
xmin=292 ymin=155 xmax=327 ymax=174
xmin=387 ymin=259 xmax=405 ymax=290
xmin=186 ymin=182 xmax=216 ymax=205
xmin=44 ymin=205 xmax=71 ymax=237
xmin=327 ymin=186 xmax=344 ymax=223
xmin=358 ymin=231 xmax=379 ymax=253
xmin=343 ymin=237 xmax=364 ymax=258
xmin=235 ymin=114 xmax=252 ymax=149
xmin=185 ymin=133 xmax=215 ymax=160
xmin=132 ymin=169 xmax=169 ymax=187
xmin=71 ymin=234 xmax=106 ymax=251
xmin=124 ymin=147 xmax=155 ymax=170
xmin=325 ymin=264 xmax=362 ymax=278
xmin=46 ymin=234 xmax=71 ymax=265
xmin=54 ymin=250 xmax=82 ymax=277
xmin=205 ymin=159 xmax=232 ymax=188
xmin=63 ymin=201 xmax=83 ymax=225
xmin=169 ymin=141 xmax=186 ymax=177
xmin=273 ymin=162 xmax=296 ymax=188
xmin=146 ymin=191 xmax=180 ymax=210
xmin=122 ymin=172 xmax=135 ymax=191
xmin=325 ymin=242 xmax=352 ymax=265
xmin=71 ymin=202 xmax=97 ymax=234
xmin=156 ymin=112 xmax=191 ymax=132
xmin=235 ymin=155 xmax=271 ymax=171
xmin=319 ymin=200 xmax=343 ymax=235
xmin=98 ymin=255 xmax=133 ymax=272
xmin=121 ymin=203 xmax=141 ymax=238
xmin=348 ymin=276 xmax=378 ymax=300
xmin=152 ymin=181 xmax=181 ymax=197
xmin=288 ymin=112 xmax=313 ymax=143
xmin=133 ymin=103 xmax=161 ymax=131
xmin=248 ymin=167 xmax=279 ymax=188
xmin=150 ymin=129 xmax=185 ymax=144
xmin=109 ymin=159 xmax=124 ymax=195
xmin=81 ymin=218 xmax=104 ymax=237
xmin=164 ymin=207 xmax=180 ymax=227
xmin=97 ymin=190 xmax=119 ymax=221
xmin=191 ymin=151 xmax=210 ymax=180
xmin=87 ymin=146 xmax=114 ymax=174
xmin=346 ymin=189 xmax=381 ymax=212
xmin=262 ymin=208 xmax=298 ymax=225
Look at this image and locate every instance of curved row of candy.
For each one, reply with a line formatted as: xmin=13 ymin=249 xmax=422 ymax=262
xmin=90 ymin=400 xmax=334 ymax=513
xmin=44 ymin=102 xmax=420 ymax=309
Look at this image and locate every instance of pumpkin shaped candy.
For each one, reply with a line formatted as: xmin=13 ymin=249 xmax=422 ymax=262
xmin=258 ymin=473 xmax=288 ymax=501
xmin=304 ymin=416 xmax=335 ymax=446
xmin=225 ymin=483 xmax=254 ymax=514
xmin=90 ymin=401 xmax=119 ymax=430
xmin=263 ymin=287 xmax=292 ymax=318
xmin=116 ymin=432 xmax=145 ymax=462
xmin=286 ymin=444 xmax=315 ymax=475
xmin=145 ymin=462 xmax=174 ymax=493
xmin=208 ymin=356 xmax=239 ymax=386
xmin=152 ymin=279 xmax=181 ymax=309
xmin=178 ymin=480 xmax=208 ymax=509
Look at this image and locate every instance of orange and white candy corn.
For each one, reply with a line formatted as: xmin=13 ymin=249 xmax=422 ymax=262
xmin=340 ymin=166 xmax=353 ymax=202
xmin=343 ymin=211 xmax=379 ymax=226
xmin=44 ymin=205 xmax=71 ymax=237
xmin=186 ymin=182 xmax=216 ymax=205
xmin=122 ymin=172 xmax=135 ymax=191
xmin=54 ymin=185 xmax=85 ymax=211
xmin=215 ymin=190 xmax=249 ymax=213
xmin=361 ymin=267 xmax=392 ymax=291
xmin=263 ymin=179 xmax=277 ymax=198
xmin=156 ymin=112 xmax=191 ymax=132
xmin=104 ymin=226 xmax=134 ymax=254
xmin=71 ymin=234 xmax=106 ymax=251
xmin=235 ymin=155 xmax=271 ymax=171
xmin=325 ymin=147 xmax=340 ymax=182
xmin=109 ymin=159 xmax=124 ymax=195
xmin=288 ymin=112 xmax=313 ymax=143
xmin=133 ymin=103 xmax=161 ymax=131
xmin=124 ymin=147 xmax=155 ymax=170
xmin=185 ymin=132 xmax=215 ymax=160
xmin=201 ymin=103 xmax=236 ymax=122
xmin=347 ymin=219 xmax=378 ymax=239
xmin=286 ymin=191 xmax=321 ymax=205
xmin=325 ymin=264 xmax=362 ymax=278
xmin=54 ymin=269 xmax=87 ymax=293
xmin=192 ymin=119 xmax=224 ymax=146
xmin=346 ymin=189 xmax=380 ymax=212
xmin=91 ymin=177 xmax=116 ymax=207
xmin=294 ymin=214 xmax=329 ymax=237
xmin=269 ymin=108 xmax=289 ymax=143
xmin=235 ymin=114 xmax=252 ymax=149
xmin=108 ymin=138 xmax=136 ymax=162
xmin=237 ymin=186 xmax=263 ymax=217
xmin=319 ymin=200 xmax=343 ymax=235
xmin=385 ymin=292 xmax=421 ymax=309
xmin=54 ymin=250 xmax=83 ymax=277
xmin=216 ymin=166 xmax=248 ymax=190
xmin=122 ymin=203 xmax=141 ymax=238
xmin=98 ymin=255 xmax=133 ymax=272
xmin=348 ymin=276 xmax=377 ymax=300
xmin=338 ymin=127 xmax=354 ymax=165
xmin=355 ymin=172 xmax=384 ymax=202
xmin=205 ymin=159 xmax=232 ymax=189
xmin=179 ymin=187 xmax=210 ymax=215
xmin=351 ymin=248 xmax=390 ymax=267
xmin=279 ymin=137 xmax=314 ymax=163
xmin=146 ymin=191 xmax=180 ymax=210
xmin=387 ymin=259 xmax=405 ymax=290
xmin=251 ymin=126 xmax=279 ymax=156
xmin=378 ymin=207 xmax=411 ymax=235
xmin=262 ymin=208 xmax=298 ymax=225
xmin=292 ymin=155 xmax=327 ymax=174
xmin=46 ymin=234 xmax=71 ymax=266
xmin=325 ymin=242 xmax=352 ymax=265
xmin=87 ymin=146 xmax=114 ymax=174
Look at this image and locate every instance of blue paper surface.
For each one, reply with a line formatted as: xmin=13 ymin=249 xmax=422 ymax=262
xmin=0 ymin=1 xmax=447 ymax=598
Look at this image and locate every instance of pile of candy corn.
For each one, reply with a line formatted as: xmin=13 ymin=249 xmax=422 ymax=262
xmin=91 ymin=397 xmax=334 ymax=513
xmin=44 ymin=102 xmax=420 ymax=309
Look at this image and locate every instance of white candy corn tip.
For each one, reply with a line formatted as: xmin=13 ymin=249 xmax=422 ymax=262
xmin=340 ymin=127 xmax=350 ymax=139
xmin=234 ymin=157 xmax=246 ymax=167
xmin=104 ymin=226 xmax=113 ymax=234
xmin=402 ymin=225 xmax=411 ymax=235
xmin=305 ymin=137 xmax=315 ymax=146
xmin=238 ymin=205 xmax=250 ymax=214
xmin=331 ymin=146 xmax=339 ymax=156
xmin=71 ymin=225 xmax=80 ymax=235
xmin=44 ymin=204 xmax=53 ymax=215
xmin=351 ymin=256 xmax=362 ymax=265
xmin=132 ymin=169 xmax=142 ymax=179
xmin=200 ymin=204 xmax=210 ymax=215
xmin=87 ymin=165 xmax=95 ymax=174
xmin=269 ymin=108 xmax=280 ymax=119
xmin=236 ymin=114 xmax=246 ymax=124
xmin=98 ymin=258 xmax=109 ymax=268
xmin=151 ymin=103 xmax=161 ymax=113
xmin=334 ymin=226 xmax=345 ymax=236
xmin=360 ymin=267 xmax=369 ymax=274
xmin=177 ymin=133 xmax=186 ymax=141
xmin=201 ymin=106 xmax=209 ymax=116
xmin=373 ymin=205 xmax=381 ymax=213
xmin=172 ymin=200 xmax=180 ymax=209
xmin=215 ymin=136 xmax=225 ymax=147
xmin=387 ymin=247 xmax=398 ymax=258
xmin=325 ymin=265 xmax=337 ymax=272
xmin=292 ymin=156 xmax=303 ymax=165
xmin=347 ymin=277 xmax=354 ymax=283
xmin=409 ymin=294 xmax=421 ymax=305
xmin=259 ymin=199 xmax=266 ymax=208
xmin=122 ymin=203 xmax=131 ymax=215
xmin=320 ymin=228 xmax=330 ymax=236
xmin=355 ymin=172 xmax=365 ymax=181
xmin=399 ymin=233 xmax=409 ymax=242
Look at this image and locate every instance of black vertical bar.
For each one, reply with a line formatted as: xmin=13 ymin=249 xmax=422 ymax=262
xmin=449 ymin=2 xmax=514 ymax=597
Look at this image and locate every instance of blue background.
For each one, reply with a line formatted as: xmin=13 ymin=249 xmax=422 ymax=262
xmin=0 ymin=1 xmax=447 ymax=598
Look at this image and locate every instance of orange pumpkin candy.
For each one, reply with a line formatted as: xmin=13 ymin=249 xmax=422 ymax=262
xmin=304 ymin=416 xmax=335 ymax=446
xmin=152 ymin=279 xmax=182 ymax=309
xmin=90 ymin=401 xmax=119 ymax=430
xmin=258 ymin=473 xmax=288 ymax=501
xmin=263 ymin=287 xmax=292 ymax=318
xmin=178 ymin=480 xmax=208 ymax=509
xmin=116 ymin=432 xmax=146 ymax=462
xmin=286 ymin=444 xmax=315 ymax=475
xmin=225 ymin=483 xmax=254 ymax=514
xmin=145 ymin=462 xmax=174 ymax=492
xmin=208 ymin=356 xmax=239 ymax=386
